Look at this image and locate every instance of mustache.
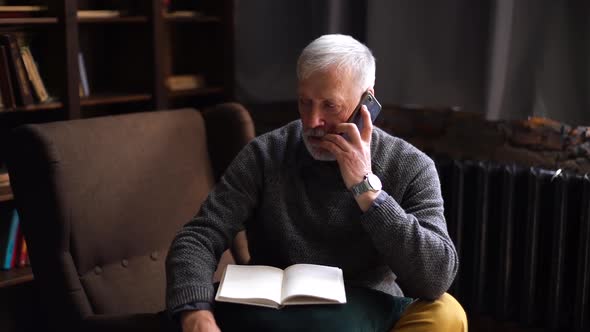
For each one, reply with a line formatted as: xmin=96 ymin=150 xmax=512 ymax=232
xmin=303 ymin=128 xmax=327 ymax=138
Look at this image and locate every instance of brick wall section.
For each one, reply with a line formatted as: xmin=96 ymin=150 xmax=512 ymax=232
xmin=247 ymin=102 xmax=590 ymax=174
xmin=377 ymin=106 xmax=590 ymax=174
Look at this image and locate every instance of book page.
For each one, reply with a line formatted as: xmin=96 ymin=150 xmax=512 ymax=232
xmin=215 ymin=264 xmax=284 ymax=307
xmin=281 ymin=264 xmax=346 ymax=305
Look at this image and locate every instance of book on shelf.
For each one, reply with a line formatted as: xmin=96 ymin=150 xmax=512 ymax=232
xmin=9 ymin=225 xmax=20 ymax=268
xmin=17 ymin=235 xmax=28 ymax=267
xmin=77 ymin=10 xmax=121 ymax=19
xmin=20 ymin=46 xmax=49 ymax=103
xmin=0 ymin=46 xmax=14 ymax=109
xmin=78 ymin=52 xmax=89 ymax=97
xmin=1 ymin=209 xmax=19 ymax=270
xmin=0 ymin=171 xmax=9 ymax=184
xmin=0 ymin=181 xmax=11 ymax=200
xmin=0 ymin=5 xmax=47 ymax=18
xmin=0 ymin=6 xmax=47 ymax=12
xmin=0 ymin=33 xmax=34 ymax=106
xmin=163 ymin=10 xmax=203 ymax=19
xmin=0 ymin=170 xmax=10 ymax=198
xmin=215 ymin=264 xmax=347 ymax=309
xmin=11 ymin=228 xmax=28 ymax=268
xmin=166 ymin=74 xmax=205 ymax=91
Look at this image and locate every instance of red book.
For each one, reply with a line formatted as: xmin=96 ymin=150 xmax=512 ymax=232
xmin=18 ymin=236 xmax=27 ymax=267
xmin=10 ymin=226 xmax=22 ymax=268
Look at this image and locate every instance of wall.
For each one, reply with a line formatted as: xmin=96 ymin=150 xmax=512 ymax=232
xmin=380 ymin=106 xmax=590 ymax=174
xmin=247 ymin=102 xmax=590 ymax=174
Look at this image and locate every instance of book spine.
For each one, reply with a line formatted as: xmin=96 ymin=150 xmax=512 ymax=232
xmin=3 ymin=209 xmax=19 ymax=270
xmin=78 ymin=52 xmax=89 ymax=96
xmin=10 ymin=35 xmax=34 ymax=105
xmin=0 ymin=33 xmax=33 ymax=106
xmin=18 ymin=236 xmax=27 ymax=267
xmin=0 ymin=45 xmax=15 ymax=108
xmin=10 ymin=226 xmax=21 ymax=268
xmin=20 ymin=46 xmax=49 ymax=102
xmin=0 ymin=33 xmax=34 ymax=106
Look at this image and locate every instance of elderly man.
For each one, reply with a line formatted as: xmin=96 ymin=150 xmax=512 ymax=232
xmin=166 ymin=34 xmax=467 ymax=331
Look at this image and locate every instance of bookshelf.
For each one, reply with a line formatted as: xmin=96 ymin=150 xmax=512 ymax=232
xmin=0 ymin=0 xmax=234 ymax=115
xmin=0 ymin=17 xmax=58 ymax=25
xmin=0 ymin=266 xmax=32 ymax=288
xmin=0 ymin=1 xmax=234 ymax=330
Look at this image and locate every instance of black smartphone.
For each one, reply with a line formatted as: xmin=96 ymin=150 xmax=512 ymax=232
xmin=347 ymin=91 xmax=382 ymax=133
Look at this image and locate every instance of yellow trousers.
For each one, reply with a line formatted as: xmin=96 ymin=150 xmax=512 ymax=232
xmin=392 ymin=293 xmax=467 ymax=331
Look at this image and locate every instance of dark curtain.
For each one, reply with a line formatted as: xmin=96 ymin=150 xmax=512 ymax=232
xmin=234 ymin=0 xmax=590 ymax=125
xmin=234 ymin=0 xmax=366 ymax=102
xmin=366 ymin=0 xmax=490 ymax=115
xmin=483 ymin=0 xmax=589 ymax=124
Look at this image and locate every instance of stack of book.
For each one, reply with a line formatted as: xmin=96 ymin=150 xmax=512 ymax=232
xmin=77 ymin=10 xmax=122 ymax=19
xmin=0 ymin=32 xmax=50 ymax=110
xmin=0 ymin=209 xmax=28 ymax=271
xmin=163 ymin=10 xmax=203 ymax=19
xmin=166 ymin=74 xmax=205 ymax=91
xmin=78 ymin=52 xmax=90 ymax=97
xmin=0 ymin=5 xmax=47 ymax=18
xmin=0 ymin=172 xmax=11 ymax=201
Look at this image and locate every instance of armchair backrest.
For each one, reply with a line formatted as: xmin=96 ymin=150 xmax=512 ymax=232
xmin=7 ymin=104 xmax=254 ymax=326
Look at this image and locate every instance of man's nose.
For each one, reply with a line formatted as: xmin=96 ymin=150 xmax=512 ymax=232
xmin=304 ymin=105 xmax=324 ymax=128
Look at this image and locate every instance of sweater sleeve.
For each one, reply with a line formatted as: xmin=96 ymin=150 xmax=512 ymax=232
xmin=360 ymin=158 xmax=458 ymax=300
xmin=165 ymin=142 xmax=263 ymax=311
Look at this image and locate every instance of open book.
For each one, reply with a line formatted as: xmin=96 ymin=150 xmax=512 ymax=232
xmin=215 ymin=264 xmax=347 ymax=309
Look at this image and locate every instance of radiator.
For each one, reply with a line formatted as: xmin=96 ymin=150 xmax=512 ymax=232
xmin=435 ymin=159 xmax=590 ymax=330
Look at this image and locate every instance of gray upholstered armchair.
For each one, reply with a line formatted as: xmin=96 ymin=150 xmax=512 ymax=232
xmin=7 ymin=104 xmax=254 ymax=332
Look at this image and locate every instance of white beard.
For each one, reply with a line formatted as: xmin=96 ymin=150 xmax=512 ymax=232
xmin=302 ymin=128 xmax=336 ymax=161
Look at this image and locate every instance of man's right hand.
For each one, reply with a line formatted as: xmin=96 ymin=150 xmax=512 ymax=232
xmin=181 ymin=310 xmax=221 ymax=332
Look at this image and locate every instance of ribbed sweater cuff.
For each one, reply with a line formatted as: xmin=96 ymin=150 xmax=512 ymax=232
xmin=167 ymin=285 xmax=215 ymax=312
xmin=361 ymin=192 xmax=407 ymax=234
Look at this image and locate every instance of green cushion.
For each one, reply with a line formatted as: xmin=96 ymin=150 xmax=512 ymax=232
xmin=215 ymin=286 xmax=412 ymax=332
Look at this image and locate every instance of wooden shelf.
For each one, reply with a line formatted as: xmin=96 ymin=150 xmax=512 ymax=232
xmin=78 ymin=16 xmax=148 ymax=24
xmin=80 ymin=93 xmax=152 ymax=107
xmin=167 ymin=86 xmax=224 ymax=98
xmin=0 ymin=17 xmax=58 ymax=25
xmin=0 ymin=101 xmax=63 ymax=113
xmin=0 ymin=267 xmax=33 ymax=288
xmin=15 ymin=101 xmax=63 ymax=112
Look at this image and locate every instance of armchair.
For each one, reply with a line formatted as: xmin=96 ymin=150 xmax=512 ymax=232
xmin=7 ymin=104 xmax=255 ymax=331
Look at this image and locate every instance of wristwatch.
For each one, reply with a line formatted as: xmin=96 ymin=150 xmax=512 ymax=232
xmin=350 ymin=173 xmax=382 ymax=197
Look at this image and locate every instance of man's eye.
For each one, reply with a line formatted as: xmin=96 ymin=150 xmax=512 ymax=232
xmin=324 ymin=103 xmax=339 ymax=112
xmin=299 ymin=98 xmax=311 ymax=106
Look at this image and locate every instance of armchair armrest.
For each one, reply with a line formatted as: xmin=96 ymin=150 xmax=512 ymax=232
xmin=202 ymin=102 xmax=256 ymax=181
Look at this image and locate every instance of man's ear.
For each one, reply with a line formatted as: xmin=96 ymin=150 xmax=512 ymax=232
xmin=367 ymin=87 xmax=375 ymax=96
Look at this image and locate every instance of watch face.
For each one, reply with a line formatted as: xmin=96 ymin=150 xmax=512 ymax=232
xmin=367 ymin=173 xmax=382 ymax=191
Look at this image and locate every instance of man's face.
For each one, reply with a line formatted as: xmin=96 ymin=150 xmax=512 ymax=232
xmin=297 ymin=66 xmax=362 ymax=161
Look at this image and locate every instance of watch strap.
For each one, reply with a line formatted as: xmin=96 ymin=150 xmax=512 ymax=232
xmin=351 ymin=173 xmax=382 ymax=197
xmin=350 ymin=178 xmax=371 ymax=196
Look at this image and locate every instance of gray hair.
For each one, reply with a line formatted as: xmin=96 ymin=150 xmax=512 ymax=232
xmin=297 ymin=34 xmax=376 ymax=91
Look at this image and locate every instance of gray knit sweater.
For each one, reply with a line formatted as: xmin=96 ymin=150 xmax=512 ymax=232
xmin=165 ymin=120 xmax=458 ymax=311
